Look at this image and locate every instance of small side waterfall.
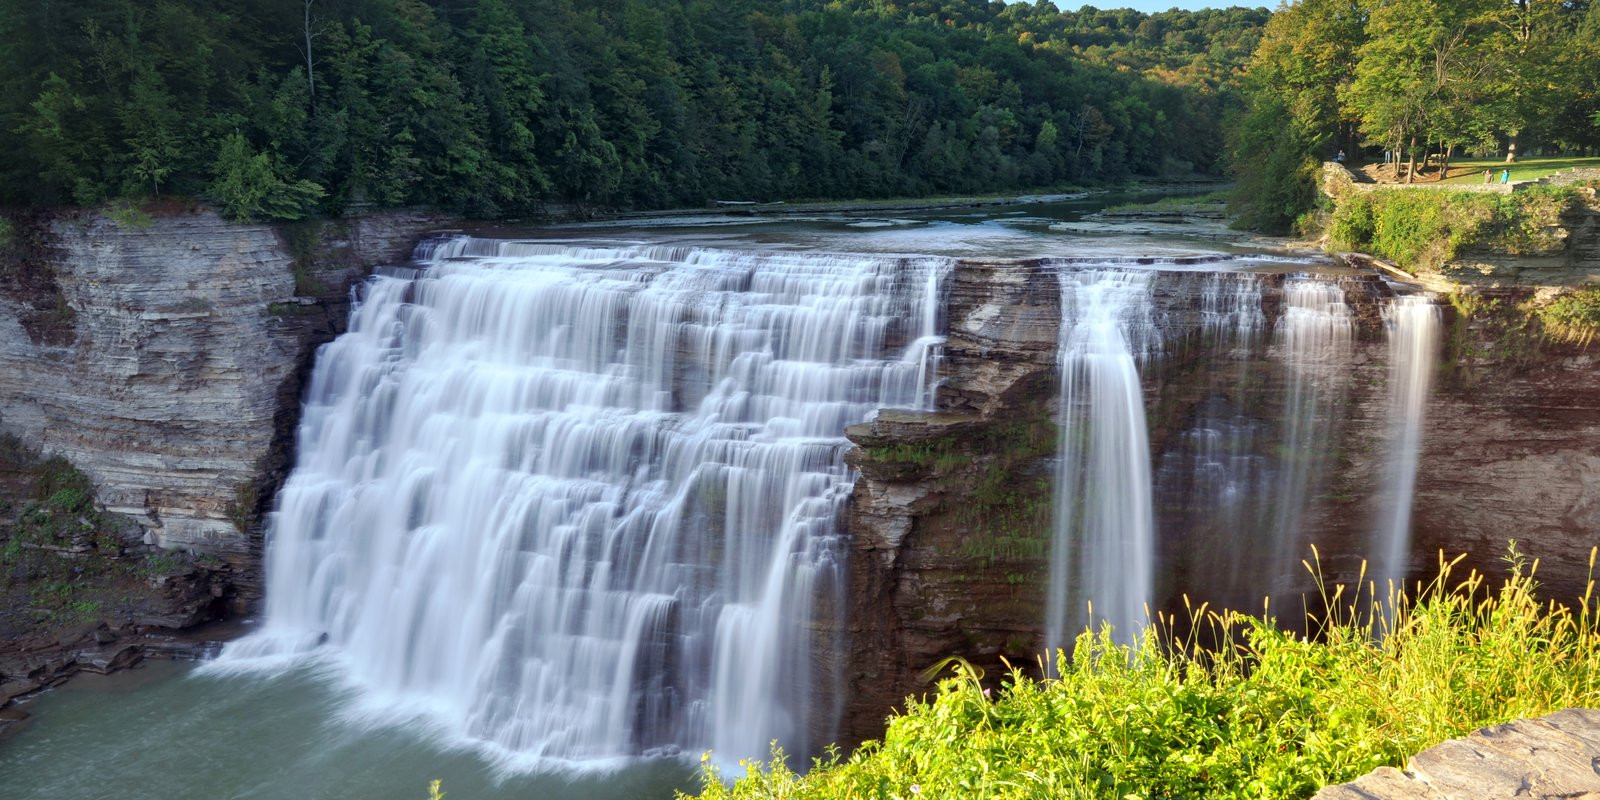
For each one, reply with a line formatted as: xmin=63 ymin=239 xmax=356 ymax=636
xmin=1046 ymin=269 xmax=1160 ymax=655
xmin=220 ymin=241 xmax=948 ymax=765
xmin=1267 ymin=279 xmax=1356 ymax=593
xmin=1374 ymin=294 xmax=1441 ymax=596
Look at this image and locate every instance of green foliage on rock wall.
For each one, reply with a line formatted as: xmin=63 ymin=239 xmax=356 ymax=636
xmin=1328 ymin=187 xmax=1579 ymax=272
xmin=1536 ymin=288 xmax=1600 ymax=346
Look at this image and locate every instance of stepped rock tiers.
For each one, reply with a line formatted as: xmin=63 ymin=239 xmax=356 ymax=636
xmin=0 ymin=210 xmax=448 ymax=592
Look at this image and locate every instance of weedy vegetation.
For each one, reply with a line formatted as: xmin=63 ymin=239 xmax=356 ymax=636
xmin=689 ymin=546 xmax=1600 ymax=800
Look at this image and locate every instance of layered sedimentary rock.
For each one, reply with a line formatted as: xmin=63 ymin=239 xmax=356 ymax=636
xmin=832 ymin=255 xmax=1599 ymax=746
xmin=1411 ymin=295 xmax=1600 ymax=602
xmin=0 ymin=210 xmax=448 ymax=588
xmin=834 ymin=260 xmax=1384 ymax=743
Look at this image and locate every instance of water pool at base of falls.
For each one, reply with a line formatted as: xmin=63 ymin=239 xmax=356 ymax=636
xmin=0 ymin=661 xmax=697 ymax=800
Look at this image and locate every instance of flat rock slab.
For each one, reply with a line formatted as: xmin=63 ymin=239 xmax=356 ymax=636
xmin=1314 ymin=709 xmax=1600 ymax=799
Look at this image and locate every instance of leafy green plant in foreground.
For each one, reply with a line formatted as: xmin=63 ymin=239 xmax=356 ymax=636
xmin=690 ymin=547 xmax=1600 ymax=800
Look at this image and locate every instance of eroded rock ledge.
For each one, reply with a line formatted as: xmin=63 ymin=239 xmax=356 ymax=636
xmin=0 ymin=208 xmax=451 ymax=601
xmin=1313 ymin=709 xmax=1600 ymax=799
xmin=825 ymin=256 xmax=1600 ymax=750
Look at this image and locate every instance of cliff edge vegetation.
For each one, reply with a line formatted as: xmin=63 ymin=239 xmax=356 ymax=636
xmin=688 ymin=550 xmax=1600 ymax=800
xmin=1 ymin=434 xmax=228 ymax=716
xmin=1326 ymin=185 xmax=1585 ymax=274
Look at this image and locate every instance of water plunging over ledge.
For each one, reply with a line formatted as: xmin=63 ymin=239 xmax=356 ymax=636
xmin=216 ymin=240 xmax=950 ymax=766
xmin=1046 ymin=269 xmax=1160 ymax=654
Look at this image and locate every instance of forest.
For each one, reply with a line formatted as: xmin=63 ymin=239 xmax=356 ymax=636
xmin=0 ymin=0 xmax=1269 ymax=219
xmin=1230 ymin=0 xmax=1600 ymax=233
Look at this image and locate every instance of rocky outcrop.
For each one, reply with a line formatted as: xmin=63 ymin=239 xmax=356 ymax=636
xmin=1314 ymin=708 xmax=1600 ymax=799
xmin=0 ymin=208 xmax=450 ymax=602
xmin=1410 ymin=294 xmax=1600 ymax=603
xmin=829 ymin=258 xmax=1067 ymax=745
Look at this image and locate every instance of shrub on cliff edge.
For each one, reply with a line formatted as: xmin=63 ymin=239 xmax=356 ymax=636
xmin=1328 ymin=187 xmax=1579 ymax=272
xmin=688 ymin=548 xmax=1600 ymax=800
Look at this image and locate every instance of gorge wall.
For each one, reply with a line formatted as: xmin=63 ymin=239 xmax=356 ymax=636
xmin=0 ymin=208 xmax=450 ymax=605
xmin=831 ymin=255 xmax=1600 ymax=746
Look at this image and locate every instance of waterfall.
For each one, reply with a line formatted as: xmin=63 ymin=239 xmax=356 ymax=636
xmin=1046 ymin=269 xmax=1160 ymax=656
xmin=1268 ymin=279 xmax=1355 ymax=590
xmin=1153 ymin=274 xmax=1270 ymax=605
xmin=1374 ymin=295 xmax=1440 ymax=596
xmin=218 ymin=240 xmax=948 ymax=766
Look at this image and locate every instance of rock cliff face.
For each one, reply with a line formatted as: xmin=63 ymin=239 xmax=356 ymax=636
xmin=828 ymin=261 xmax=1388 ymax=743
xmin=829 ymin=257 xmax=1600 ymax=747
xmin=829 ymin=259 xmax=1070 ymax=746
xmin=0 ymin=209 xmax=449 ymax=602
xmin=1411 ymin=294 xmax=1600 ymax=602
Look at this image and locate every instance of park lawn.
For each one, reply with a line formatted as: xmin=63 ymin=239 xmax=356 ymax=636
xmin=1436 ymin=156 xmax=1600 ymax=184
xmin=1354 ymin=156 xmax=1600 ymax=185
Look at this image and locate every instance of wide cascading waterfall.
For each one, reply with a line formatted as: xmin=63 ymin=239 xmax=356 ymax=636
xmin=1046 ymin=268 xmax=1160 ymax=656
xmin=218 ymin=240 xmax=948 ymax=766
xmin=1373 ymin=294 xmax=1440 ymax=596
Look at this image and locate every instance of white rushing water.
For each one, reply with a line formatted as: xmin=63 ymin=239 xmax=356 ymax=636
xmin=1046 ymin=269 xmax=1161 ymax=656
xmin=218 ymin=240 xmax=948 ymax=766
xmin=1374 ymin=294 xmax=1440 ymax=596
xmin=1269 ymin=279 xmax=1356 ymax=584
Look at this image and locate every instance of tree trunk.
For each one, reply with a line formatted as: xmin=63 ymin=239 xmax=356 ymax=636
xmin=1438 ymin=143 xmax=1452 ymax=182
xmin=1404 ymin=137 xmax=1416 ymax=185
xmin=304 ymin=0 xmax=316 ymax=112
xmin=1505 ymin=131 xmax=1518 ymax=164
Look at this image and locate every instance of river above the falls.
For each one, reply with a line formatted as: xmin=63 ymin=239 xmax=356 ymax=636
xmin=0 ymin=193 xmax=1378 ymax=799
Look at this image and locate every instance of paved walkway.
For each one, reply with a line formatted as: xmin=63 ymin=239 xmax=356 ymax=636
xmin=1313 ymin=709 xmax=1600 ymax=799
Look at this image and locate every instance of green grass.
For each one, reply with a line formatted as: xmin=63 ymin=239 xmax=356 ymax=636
xmin=688 ymin=546 xmax=1600 ymax=800
xmin=1536 ymin=288 xmax=1600 ymax=347
xmin=1429 ymin=156 xmax=1600 ymax=185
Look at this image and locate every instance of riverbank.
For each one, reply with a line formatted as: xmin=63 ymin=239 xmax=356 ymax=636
xmin=1043 ymin=188 xmax=1309 ymax=251
xmin=0 ymin=435 xmax=243 ymax=739
xmin=552 ymin=177 xmax=1233 ymax=224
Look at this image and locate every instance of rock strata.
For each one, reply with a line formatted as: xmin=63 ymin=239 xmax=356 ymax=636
xmin=0 ymin=209 xmax=449 ymax=586
xmin=829 ymin=261 xmax=1398 ymax=745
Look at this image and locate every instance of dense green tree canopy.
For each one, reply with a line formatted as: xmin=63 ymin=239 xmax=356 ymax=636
xmin=0 ymin=0 xmax=1270 ymax=218
xmin=1230 ymin=0 xmax=1600 ymax=234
